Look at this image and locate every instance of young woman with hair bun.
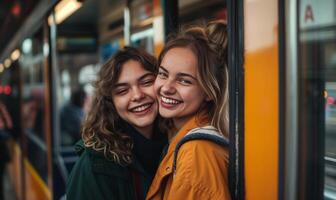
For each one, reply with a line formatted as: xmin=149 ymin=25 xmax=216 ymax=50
xmin=146 ymin=20 xmax=231 ymax=200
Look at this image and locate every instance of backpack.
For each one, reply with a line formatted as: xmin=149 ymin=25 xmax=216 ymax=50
xmin=172 ymin=126 xmax=229 ymax=175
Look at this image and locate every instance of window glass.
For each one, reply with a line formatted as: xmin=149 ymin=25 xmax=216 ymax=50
xmin=55 ymin=0 xmax=99 ymax=148
xmin=299 ymin=0 xmax=336 ymax=198
xmin=130 ymin=0 xmax=154 ymax=53
xmin=178 ymin=0 xmax=227 ymax=25
xmin=19 ymin=28 xmax=48 ymax=182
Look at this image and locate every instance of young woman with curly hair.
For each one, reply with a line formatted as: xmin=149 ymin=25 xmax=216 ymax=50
xmin=67 ymin=46 xmax=167 ymax=200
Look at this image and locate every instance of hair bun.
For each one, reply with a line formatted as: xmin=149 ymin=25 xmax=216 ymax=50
xmin=206 ymin=20 xmax=228 ymax=67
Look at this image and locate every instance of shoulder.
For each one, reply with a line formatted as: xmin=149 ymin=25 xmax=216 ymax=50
xmin=170 ymin=140 xmax=230 ymax=198
xmin=76 ymin=147 xmax=129 ymax=176
xmin=174 ymin=125 xmax=230 ymax=172
xmin=174 ymin=126 xmax=229 ymax=167
xmin=67 ymin=148 xmax=130 ymax=199
xmin=177 ymin=139 xmax=229 ymax=167
xmin=67 ymin=148 xmax=94 ymax=183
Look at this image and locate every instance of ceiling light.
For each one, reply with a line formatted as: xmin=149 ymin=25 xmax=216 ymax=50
xmin=48 ymin=0 xmax=82 ymax=25
xmin=11 ymin=49 xmax=21 ymax=61
xmin=4 ymin=59 xmax=11 ymax=68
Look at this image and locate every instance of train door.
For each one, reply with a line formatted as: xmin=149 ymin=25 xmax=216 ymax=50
xmin=281 ymin=0 xmax=336 ymax=199
xmin=48 ymin=1 xmax=100 ymax=198
xmin=0 ymin=46 xmax=23 ymax=200
xmin=241 ymin=0 xmax=280 ymax=199
xmin=162 ymin=0 xmax=244 ymax=199
xmin=296 ymin=0 xmax=336 ymax=199
xmin=19 ymin=22 xmax=53 ymax=200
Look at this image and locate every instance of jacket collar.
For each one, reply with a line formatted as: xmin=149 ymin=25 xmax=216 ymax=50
xmin=147 ymin=113 xmax=209 ymax=198
xmin=169 ymin=113 xmax=209 ymax=154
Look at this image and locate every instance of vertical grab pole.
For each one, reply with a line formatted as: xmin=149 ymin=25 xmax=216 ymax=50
xmin=124 ymin=0 xmax=131 ymax=46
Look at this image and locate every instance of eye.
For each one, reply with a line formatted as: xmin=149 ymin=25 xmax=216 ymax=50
xmin=114 ymin=88 xmax=128 ymax=95
xmin=158 ymin=71 xmax=168 ymax=79
xmin=178 ymin=78 xmax=192 ymax=85
xmin=141 ymin=78 xmax=155 ymax=86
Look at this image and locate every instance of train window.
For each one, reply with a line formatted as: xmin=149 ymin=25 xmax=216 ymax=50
xmin=130 ymin=0 xmax=155 ymax=53
xmin=178 ymin=0 xmax=226 ymax=25
xmin=99 ymin=0 xmax=126 ymax=60
xmin=51 ymin=0 xmax=99 ymax=178
xmin=298 ymin=0 xmax=336 ymax=198
xmin=19 ymin=27 xmax=49 ymax=183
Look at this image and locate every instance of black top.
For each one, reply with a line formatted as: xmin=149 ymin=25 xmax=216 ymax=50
xmin=67 ymin=126 xmax=167 ymax=200
xmin=125 ymin=125 xmax=167 ymax=175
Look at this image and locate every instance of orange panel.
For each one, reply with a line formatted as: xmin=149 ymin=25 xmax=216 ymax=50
xmin=8 ymin=142 xmax=23 ymax=200
xmin=8 ymin=143 xmax=51 ymax=200
xmin=24 ymin=160 xmax=51 ymax=200
xmin=244 ymin=0 xmax=279 ymax=199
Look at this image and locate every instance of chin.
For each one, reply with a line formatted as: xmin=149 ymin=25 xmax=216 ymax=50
xmin=159 ymin=111 xmax=177 ymax=119
xmin=137 ymin=117 xmax=155 ymax=127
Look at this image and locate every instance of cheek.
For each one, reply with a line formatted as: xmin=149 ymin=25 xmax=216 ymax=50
xmin=154 ymin=78 xmax=163 ymax=94
xmin=181 ymin=87 xmax=206 ymax=102
xmin=142 ymin=86 xmax=156 ymax=99
xmin=112 ymin=97 xmax=126 ymax=113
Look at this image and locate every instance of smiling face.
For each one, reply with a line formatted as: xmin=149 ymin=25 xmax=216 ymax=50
xmin=154 ymin=47 xmax=208 ymax=129
xmin=112 ymin=60 xmax=158 ymax=138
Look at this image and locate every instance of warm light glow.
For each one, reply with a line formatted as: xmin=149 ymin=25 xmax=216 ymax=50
xmin=324 ymin=90 xmax=328 ymax=98
xmin=11 ymin=49 xmax=21 ymax=61
xmin=4 ymin=59 xmax=11 ymax=68
xmin=0 ymin=64 xmax=4 ymax=73
xmin=48 ymin=0 xmax=82 ymax=25
xmin=153 ymin=16 xmax=164 ymax=43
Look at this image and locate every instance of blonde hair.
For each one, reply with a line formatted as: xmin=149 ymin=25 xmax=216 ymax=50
xmin=159 ymin=20 xmax=229 ymax=137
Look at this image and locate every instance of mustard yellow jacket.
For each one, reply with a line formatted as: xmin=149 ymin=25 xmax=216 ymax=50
xmin=146 ymin=114 xmax=231 ymax=200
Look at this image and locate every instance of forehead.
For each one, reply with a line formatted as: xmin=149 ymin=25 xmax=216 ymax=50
xmin=161 ymin=47 xmax=198 ymax=75
xmin=116 ymin=60 xmax=151 ymax=82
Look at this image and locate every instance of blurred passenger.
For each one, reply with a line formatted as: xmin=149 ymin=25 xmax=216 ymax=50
xmin=66 ymin=47 xmax=167 ymax=200
xmin=22 ymin=98 xmax=39 ymax=136
xmin=146 ymin=20 xmax=231 ymax=200
xmin=0 ymin=102 xmax=13 ymax=200
xmin=60 ymin=87 xmax=87 ymax=145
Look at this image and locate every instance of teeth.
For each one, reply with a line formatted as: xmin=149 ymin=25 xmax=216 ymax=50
xmin=161 ymin=96 xmax=180 ymax=104
xmin=132 ymin=104 xmax=151 ymax=112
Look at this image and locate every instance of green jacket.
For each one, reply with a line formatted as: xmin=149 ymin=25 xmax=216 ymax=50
xmin=66 ymin=141 xmax=153 ymax=200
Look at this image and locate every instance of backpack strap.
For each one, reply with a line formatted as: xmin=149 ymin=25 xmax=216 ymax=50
xmin=172 ymin=126 xmax=229 ymax=175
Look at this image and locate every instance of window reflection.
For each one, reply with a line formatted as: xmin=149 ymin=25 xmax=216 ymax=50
xmin=299 ymin=0 xmax=336 ymax=198
xmin=20 ymin=28 xmax=48 ymax=183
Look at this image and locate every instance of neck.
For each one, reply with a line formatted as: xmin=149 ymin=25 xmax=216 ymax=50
xmin=168 ymin=116 xmax=192 ymax=140
xmin=134 ymin=125 xmax=153 ymax=139
xmin=171 ymin=111 xmax=208 ymax=140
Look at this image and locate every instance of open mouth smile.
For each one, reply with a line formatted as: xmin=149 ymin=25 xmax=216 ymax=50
xmin=160 ymin=96 xmax=182 ymax=109
xmin=129 ymin=103 xmax=153 ymax=114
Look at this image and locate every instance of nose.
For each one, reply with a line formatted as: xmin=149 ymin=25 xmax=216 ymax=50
xmin=160 ymin=79 xmax=176 ymax=95
xmin=131 ymin=87 xmax=145 ymax=102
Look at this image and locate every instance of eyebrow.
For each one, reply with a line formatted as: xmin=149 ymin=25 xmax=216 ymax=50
xmin=114 ymin=72 xmax=155 ymax=88
xmin=138 ymin=72 xmax=155 ymax=81
xmin=159 ymin=66 xmax=197 ymax=81
xmin=114 ymin=83 xmax=128 ymax=88
xmin=159 ymin=66 xmax=168 ymax=73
